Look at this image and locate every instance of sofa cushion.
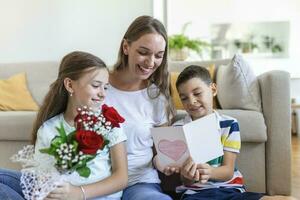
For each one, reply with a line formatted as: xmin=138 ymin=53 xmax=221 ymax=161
xmin=0 ymin=111 xmax=36 ymax=140
xmin=218 ymin=109 xmax=267 ymax=142
xmin=0 ymin=62 xmax=59 ymax=105
xmin=0 ymin=73 xmax=39 ymax=111
xmin=216 ymin=54 xmax=262 ymax=112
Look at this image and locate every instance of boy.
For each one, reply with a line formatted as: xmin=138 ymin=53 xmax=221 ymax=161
xmin=169 ymin=65 xmax=263 ymax=200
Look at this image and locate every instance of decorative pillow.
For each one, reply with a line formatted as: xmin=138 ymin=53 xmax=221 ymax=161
xmin=216 ymin=54 xmax=262 ymax=112
xmin=170 ymin=64 xmax=216 ymax=110
xmin=0 ymin=73 xmax=39 ymax=111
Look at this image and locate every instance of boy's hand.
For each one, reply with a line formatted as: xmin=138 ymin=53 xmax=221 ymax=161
xmin=197 ymin=163 xmax=212 ymax=183
xmin=181 ymin=157 xmax=200 ymax=182
xmin=153 ymin=155 xmax=180 ymax=176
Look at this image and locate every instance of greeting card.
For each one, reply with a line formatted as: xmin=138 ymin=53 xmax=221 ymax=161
xmin=151 ymin=113 xmax=223 ymax=168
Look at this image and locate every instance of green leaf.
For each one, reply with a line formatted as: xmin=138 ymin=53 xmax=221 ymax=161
xmin=55 ymin=122 xmax=67 ymax=142
xmin=39 ymin=148 xmax=51 ymax=154
xmin=39 ymin=147 xmax=57 ymax=156
xmin=71 ymin=160 xmax=85 ymax=171
xmin=67 ymin=130 xmax=76 ymax=143
xmin=85 ymin=155 xmax=96 ymax=162
xmin=104 ymin=139 xmax=109 ymax=147
xmin=51 ymin=136 xmax=63 ymax=148
xmin=76 ymin=166 xmax=91 ymax=178
xmin=72 ymin=140 xmax=78 ymax=151
xmin=168 ymin=30 xmax=210 ymax=53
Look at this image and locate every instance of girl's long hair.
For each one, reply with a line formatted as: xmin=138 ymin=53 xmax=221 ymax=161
xmin=31 ymin=51 xmax=107 ymax=144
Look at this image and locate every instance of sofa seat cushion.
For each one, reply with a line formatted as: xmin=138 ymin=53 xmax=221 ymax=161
xmin=0 ymin=111 xmax=36 ymax=140
xmin=218 ymin=109 xmax=267 ymax=142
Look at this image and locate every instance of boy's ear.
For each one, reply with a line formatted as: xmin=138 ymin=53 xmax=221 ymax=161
xmin=63 ymin=77 xmax=73 ymax=94
xmin=122 ymin=39 xmax=129 ymax=55
xmin=211 ymin=83 xmax=217 ymax=97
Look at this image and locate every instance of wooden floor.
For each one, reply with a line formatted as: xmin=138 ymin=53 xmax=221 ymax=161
xmin=291 ymin=135 xmax=300 ymax=199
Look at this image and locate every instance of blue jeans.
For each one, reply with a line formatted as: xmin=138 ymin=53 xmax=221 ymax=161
xmin=122 ymin=183 xmax=173 ymax=200
xmin=0 ymin=168 xmax=24 ymax=200
xmin=181 ymin=188 xmax=263 ymax=200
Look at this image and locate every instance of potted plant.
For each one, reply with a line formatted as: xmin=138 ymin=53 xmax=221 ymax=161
xmin=168 ymin=23 xmax=210 ymax=61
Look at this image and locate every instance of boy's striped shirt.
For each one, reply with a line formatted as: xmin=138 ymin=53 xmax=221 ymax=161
xmin=173 ymin=111 xmax=245 ymax=194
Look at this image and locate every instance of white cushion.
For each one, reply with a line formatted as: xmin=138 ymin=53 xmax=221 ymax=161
xmin=216 ymin=54 xmax=262 ymax=112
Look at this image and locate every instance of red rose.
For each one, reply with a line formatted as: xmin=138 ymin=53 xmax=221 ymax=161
xmin=101 ymin=104 xmax=125 ymax=128
xmin=75 ymin=130 xmax=104 ymax=154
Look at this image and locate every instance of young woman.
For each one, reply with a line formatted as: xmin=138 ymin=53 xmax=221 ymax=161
xmin=105 ymin=15 xmax=175 ymax=200
xmin=0 ymin=51 xmax=128 ymax=200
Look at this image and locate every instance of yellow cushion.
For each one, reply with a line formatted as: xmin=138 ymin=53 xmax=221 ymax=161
xmin=0 ymin=73 xmax=39 ymax=111
xmin=170 ymin=64 xmax=216 ymax=110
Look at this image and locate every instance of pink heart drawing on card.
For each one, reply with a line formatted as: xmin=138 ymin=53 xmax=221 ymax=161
xmin=158 ymin=139 xmax=187 ymax=161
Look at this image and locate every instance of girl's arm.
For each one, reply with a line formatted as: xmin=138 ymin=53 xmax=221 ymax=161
xmin=45 ymin=142 xmax=128 ymax=200
xmin=197 ymin=151 xmax=236 ymax=183
xmin=83 ymin=142 xmax=128 ymax=198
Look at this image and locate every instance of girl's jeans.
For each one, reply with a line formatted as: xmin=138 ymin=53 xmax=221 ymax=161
xmin=0 ymin=168 xmax=24 ymax=200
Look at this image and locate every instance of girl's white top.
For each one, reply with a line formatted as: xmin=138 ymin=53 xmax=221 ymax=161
xmin=34 ymin=113 xmax=127 ymax=199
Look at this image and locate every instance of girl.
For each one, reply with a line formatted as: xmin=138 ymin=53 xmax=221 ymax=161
xmin=105 ymin=15 xmax=175 ymax=200
xmin=0 ymin=51 xmax=128 ymax=200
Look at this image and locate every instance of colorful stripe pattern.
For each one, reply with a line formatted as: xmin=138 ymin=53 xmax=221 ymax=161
xmin=176 ymin=111 xmax=245 ymax=193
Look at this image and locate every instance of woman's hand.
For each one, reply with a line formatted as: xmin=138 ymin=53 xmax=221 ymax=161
xmin=44 ymin=182 xmax=83 ymax=200
xmin=197 ymin=163 xmax=212 ymax=184
xmin=153 ymin=155 xmax=180 ymax=176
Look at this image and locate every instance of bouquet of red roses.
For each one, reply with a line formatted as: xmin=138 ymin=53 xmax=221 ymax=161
xmin=39 ymin=104 xmax=125 ymax=178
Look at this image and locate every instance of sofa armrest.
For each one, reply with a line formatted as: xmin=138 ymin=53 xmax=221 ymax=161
xmin=257 ymin=70 xmax=291 ymax=195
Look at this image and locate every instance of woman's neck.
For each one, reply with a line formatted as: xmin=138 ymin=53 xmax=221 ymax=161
xmin=109 ymin=70 xmax=148 ymax=91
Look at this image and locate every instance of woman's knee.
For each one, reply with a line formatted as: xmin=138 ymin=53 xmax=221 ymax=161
xmin=122 ymin=183 xmax=172 ymax=200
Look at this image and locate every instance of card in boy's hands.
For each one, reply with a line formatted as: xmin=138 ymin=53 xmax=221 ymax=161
xmin=151 ymin=113 xmax=223 ymax=168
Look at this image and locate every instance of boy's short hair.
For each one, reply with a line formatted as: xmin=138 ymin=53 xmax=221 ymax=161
xmin=176 ymin=65 xmax=212 ymax=89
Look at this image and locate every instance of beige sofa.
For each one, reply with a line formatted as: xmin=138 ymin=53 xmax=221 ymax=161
xmin=160 ymin=59 xmax=292 ymax=197
xmin=0 ymin=60 xmax=291 ymax=196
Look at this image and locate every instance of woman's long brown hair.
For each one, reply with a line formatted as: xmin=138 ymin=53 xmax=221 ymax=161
xmin=114 ymin=15 xmax=176 ymax=123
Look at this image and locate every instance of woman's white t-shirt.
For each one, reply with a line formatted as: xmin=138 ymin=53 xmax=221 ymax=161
xmin=105 ymin=84 xmax=168 ymax=185
xmin=34 ymin=113 xmax=127 ymax=199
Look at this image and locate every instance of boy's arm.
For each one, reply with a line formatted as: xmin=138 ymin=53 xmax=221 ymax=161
xmin=198 ymin=151 xmax=236 ymax=182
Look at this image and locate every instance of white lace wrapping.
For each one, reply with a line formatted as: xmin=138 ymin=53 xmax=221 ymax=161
xmin=11 ymin=145 xmax=65 ymax=200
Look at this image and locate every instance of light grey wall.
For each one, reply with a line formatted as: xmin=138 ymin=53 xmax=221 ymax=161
xmin=0 ymin=0 xmax=153 ymax=66
xmin=166 ymin=0 xmax=300 ymax=78
xmin=291 ymin=79 xmax=300 ymax=101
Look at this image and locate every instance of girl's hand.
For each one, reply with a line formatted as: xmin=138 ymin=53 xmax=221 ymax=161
xmin=44 ymin=182 xmax=83 ymax=200
xmin=181 ymin=157 xmax=200 ymax=182
xmin=197 ymin=163 xmax=213 ymax=183
xmin=153 ymin=155 xmax=180 ymax=176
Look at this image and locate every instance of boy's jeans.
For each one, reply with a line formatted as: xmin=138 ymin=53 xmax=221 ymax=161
xmin=0 ymin=168 xmax=24 ymax=200
xmin=122 ymin=183 xmax=172 ymax=200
